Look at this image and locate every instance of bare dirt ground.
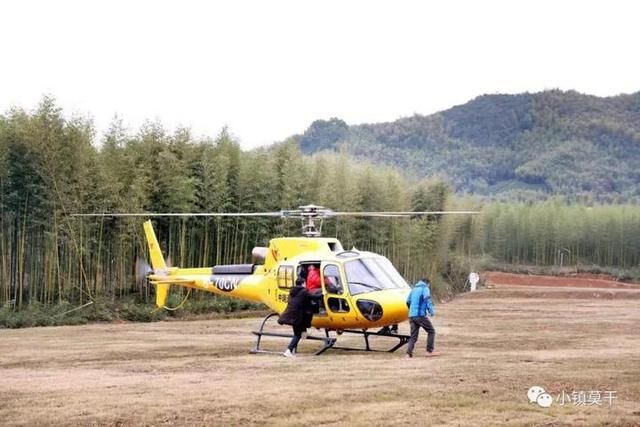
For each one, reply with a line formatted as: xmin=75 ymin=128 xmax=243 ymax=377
xmin=1 ymin=274 xmax=639 ymax=426
xmin=485 ymin=271 xmax=640 ymax=289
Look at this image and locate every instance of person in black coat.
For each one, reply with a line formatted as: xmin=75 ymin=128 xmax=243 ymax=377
xmin=278 ymin=277 xmax=314 ymax=357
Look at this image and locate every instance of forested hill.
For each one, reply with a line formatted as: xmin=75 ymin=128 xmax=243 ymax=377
xmin=296 ymin=90 xmax=640 ymax=202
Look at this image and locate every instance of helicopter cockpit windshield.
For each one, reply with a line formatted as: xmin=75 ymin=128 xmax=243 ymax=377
xmin=344 ymin=256 xmax=410 ymax=295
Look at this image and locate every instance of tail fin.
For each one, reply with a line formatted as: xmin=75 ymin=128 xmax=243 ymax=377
xmin=154 ymin=283 xmax=169 ymax=308
xmin=143 ymin=220 xmax=167 ymax=271
xmin=143 ymin=220 xmax=169 ymax=307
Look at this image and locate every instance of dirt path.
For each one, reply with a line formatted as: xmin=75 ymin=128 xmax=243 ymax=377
xmin=1 ymin=284 xmax=639 ymax=426
xmin=484 ymin=271 xmax=640 ymax=289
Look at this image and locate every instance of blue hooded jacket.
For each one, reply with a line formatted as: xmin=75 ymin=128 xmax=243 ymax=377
xmin=406 ymin=280 xmax=435 ymax=318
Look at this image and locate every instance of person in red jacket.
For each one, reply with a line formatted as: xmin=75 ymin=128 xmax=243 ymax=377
xmin=305 ymin=264 xmax=326 ymax=313
xmin=305 ymin=264 xmax=322 ymax=293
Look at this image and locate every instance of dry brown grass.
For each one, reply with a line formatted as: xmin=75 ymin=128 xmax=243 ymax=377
xmin=1 ymin=283 xmax=639 ymax=426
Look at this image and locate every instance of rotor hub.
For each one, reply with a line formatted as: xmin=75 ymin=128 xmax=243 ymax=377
xmin=281 ymin=205 xmax=335 ymax=237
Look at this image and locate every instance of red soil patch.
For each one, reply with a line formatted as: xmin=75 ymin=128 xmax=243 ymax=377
xmin=483 ymin=271 xmax=639 ymax=290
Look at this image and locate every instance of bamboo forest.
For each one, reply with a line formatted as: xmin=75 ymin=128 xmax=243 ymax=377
xmin=1 ymin=97 xmax=639 ymax=325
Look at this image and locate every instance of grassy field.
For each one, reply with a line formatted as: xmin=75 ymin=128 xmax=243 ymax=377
xmin=1 ymin=280 xmax=639 ymax=426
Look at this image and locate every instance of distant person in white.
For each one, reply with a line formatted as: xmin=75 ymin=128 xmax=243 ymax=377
xmin=469 ymin=272 xmax=480 ymax=292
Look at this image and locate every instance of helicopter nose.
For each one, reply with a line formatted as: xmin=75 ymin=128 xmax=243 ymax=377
xmin=355 ymin=291 xmax=408 ymax=324
xmin=381 ymin=291 xmax=409 ymax=323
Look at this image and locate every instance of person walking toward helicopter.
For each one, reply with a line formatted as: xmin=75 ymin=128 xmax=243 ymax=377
xmin=278 ymin=277 xmax=314 ymax=357
xmin=405 ymin=277 xmax=437 ymax=358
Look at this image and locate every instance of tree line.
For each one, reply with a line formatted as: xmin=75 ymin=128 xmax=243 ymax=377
xmin=1 ymin=97 xmax=639 ymax=314
xmin=472 ymin=201 xmax=640 ymax=275
xmin=0 ymin=97 xmax=478 ymax=310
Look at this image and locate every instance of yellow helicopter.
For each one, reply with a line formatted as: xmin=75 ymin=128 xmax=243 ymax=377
xmin=75 ymin=205 xmax=477 ymax=355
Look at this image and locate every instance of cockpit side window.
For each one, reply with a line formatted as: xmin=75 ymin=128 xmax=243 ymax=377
xmin=323 ymin=264 xmax=343 ymax=295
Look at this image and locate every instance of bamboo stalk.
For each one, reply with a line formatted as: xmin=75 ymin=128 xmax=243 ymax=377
xmin=18 ymin=197 xmax=28 ymax=309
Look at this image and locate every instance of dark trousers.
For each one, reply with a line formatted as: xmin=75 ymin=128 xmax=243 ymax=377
xmin=287 ymin=324 xmax=306 ymax=352
xmin=309 ymin=290 xmax=324 ymax=313
xmin=406 ymin=316 xmax=435 ymax=354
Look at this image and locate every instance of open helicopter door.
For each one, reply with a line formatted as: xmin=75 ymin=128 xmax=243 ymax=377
xmin=321 ymin=262 xmax=352 ymax=317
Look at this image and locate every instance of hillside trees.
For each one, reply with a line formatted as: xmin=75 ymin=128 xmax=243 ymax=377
xmin=297 ymin=90 xmax=640 ymax=201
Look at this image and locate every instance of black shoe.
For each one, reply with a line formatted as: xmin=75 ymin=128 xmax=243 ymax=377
xmin=379 ymin=325 xmax=398 ymax=334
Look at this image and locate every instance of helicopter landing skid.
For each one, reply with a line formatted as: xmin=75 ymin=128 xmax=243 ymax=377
xmin=250 ymin=313 xmax=337 ymax=355
xmin=249 ymin=313 xmax=410 ymax=355
xmin=327 ymin=329 xmax=411 ymax=353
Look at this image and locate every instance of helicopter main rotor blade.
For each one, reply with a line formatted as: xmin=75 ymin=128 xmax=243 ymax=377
xmin=71 ymin=212 xmax=283 ymax=217
xmin=71 ymin=205 xmax=480 ymax=238
xmin=332 ymin=211 xmax=480 ymax=217
xmin=71 ymin=210 xmax=479 ymax=218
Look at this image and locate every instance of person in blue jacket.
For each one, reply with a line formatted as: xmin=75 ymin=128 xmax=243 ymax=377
xmin=405 ymin=277 xmax=437 ymax=357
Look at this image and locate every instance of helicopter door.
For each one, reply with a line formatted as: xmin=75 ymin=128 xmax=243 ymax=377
xmin=322 ymin=264 xmax=350 ymax=313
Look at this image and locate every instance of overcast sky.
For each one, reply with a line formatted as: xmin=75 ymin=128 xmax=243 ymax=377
xmin=1 ymin=0 xmax=638 ymax=149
